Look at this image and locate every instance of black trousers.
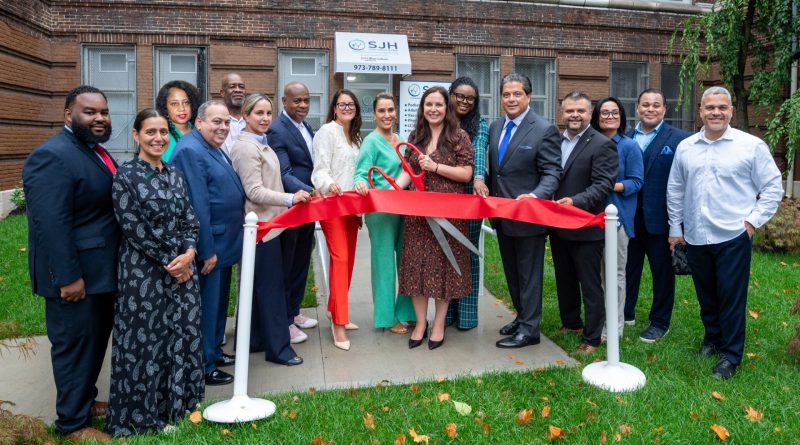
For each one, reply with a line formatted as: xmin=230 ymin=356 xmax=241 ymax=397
xmin=280 ymin=222 xmax=315 ymax=325
xmin=45 ymin=293 xmax=113 ymax=434
xmin=686 ymin=231 xmax=752 ymax=365
xmin=625 ymin=213 xmax=675 ymax=329
xmin=496 ymin=229 xmax=545 ymax=338
xmin=551 ymin=235 xmax=606 ymax=346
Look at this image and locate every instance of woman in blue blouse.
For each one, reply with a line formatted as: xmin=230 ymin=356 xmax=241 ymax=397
xmin=446 ymin=77 xmax=489 ymax=331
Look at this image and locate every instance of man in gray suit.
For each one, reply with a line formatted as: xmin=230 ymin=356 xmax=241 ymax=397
xmin=484 ymin=73 xmax=562 ymax=348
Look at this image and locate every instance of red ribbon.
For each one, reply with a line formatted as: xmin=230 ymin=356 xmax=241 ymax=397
xmin=256 ymin=190 xmax=605 ymax=241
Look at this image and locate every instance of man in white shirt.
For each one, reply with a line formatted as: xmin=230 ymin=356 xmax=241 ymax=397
xmin=220 ymin=73 xmax=247 ymax=156
xmin=667 ymin=86 xmax=783 ymax=379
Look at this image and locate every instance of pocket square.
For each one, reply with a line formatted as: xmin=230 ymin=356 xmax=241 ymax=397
xmin=519 ymin=145 xmax=533 ymax=150
xmin=660 ymin=146 xmax=674 ymax=155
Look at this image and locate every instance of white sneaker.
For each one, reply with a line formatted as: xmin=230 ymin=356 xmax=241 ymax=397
xmin=294 ymin=314 xmax=318 ymax=329
xmin=624 ymin=319 xmax=636 ymax=326
xmin=289 ymin=324 xmax=308 ymax=344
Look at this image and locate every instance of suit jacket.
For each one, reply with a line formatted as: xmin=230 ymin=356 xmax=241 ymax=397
xmin=487 ymin=108 xmax=562 ymax=237
xmin=627 ymin=122 xmax=690 ymax=235
xmin=170 ymin=129 xmax=246 ymax=268
xmin=268 ymin=113 xmax=315 ymax=193
xmin=553 ymin=126 xmax=618 ymax=241
xmin=23 ymin=128 xmax=121 ymax=298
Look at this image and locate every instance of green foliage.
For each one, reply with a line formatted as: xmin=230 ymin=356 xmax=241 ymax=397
xmin=9 ymin=184 xmax=25 ymax=211
xmin=754 ymin=198 xmax=800 ymax=254
xmin=767 ymin=90 xmax=800 ymax=165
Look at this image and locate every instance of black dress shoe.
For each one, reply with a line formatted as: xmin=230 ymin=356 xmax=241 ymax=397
xmin=283 ymin=356 xmax=303 ymax=366
xmin=215 ymin=353 xmax=236 ymax=367
xmin=711 ymin=358 xmax=737 ymax=380
xmin=496 ymin=333 xmax=540 ymax=348
xmin=409 ymin=322 xmax=428 ymax=349
xmin=205 ymin=369 xmax=234 ymax=386
xmin=696 ymin=343 xmax=719 ymax=357
xmin=428 ymin=332 xmax=445 ymax=350
xmin=499 ymin=320 xmax=520 ymax=336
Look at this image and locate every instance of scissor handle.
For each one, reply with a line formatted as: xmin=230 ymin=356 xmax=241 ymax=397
xmin=395 ymin=142 xmax=426 ymax=192
xmin=367 ymin=166 xmax=402 ymax=190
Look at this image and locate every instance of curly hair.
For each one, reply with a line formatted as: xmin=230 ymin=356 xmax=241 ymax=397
xmin=155 ymin=80 xmax=202 ymax=142
xmin=409 ymin=86 xmax=461 ymax=157
xmin=65 ymin=85 xmax=107 ymax=110
xmin=448 ymin=76 xmax=481 ymax=142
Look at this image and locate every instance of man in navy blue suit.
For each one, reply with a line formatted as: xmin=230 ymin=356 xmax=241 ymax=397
xmin=268 ymin=81 xmax=320 ymax=344
xmin=171 ymin=99 xmax=245 ymax=386
xmin=624 ymin=88 xmax=690 ymax=343
xmin=23 ymin=85 xmax=120 ymax=443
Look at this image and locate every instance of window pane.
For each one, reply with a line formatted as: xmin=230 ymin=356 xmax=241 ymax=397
xmin=611 ymin=62 xmax=648 ymax=130
xmin=661 ymin=63 xmax=696 ymax=132
xmin=514 ymin=57 xmax=556 ymax=123
xmin=99 ymin=53 xmax=127 ymax=72
xmin=291 ymin=58 xmax=316 ymax=76
xmin=170 ymin=54 xmax=196 ymax=74
xmin=456 ymin=56 xmax=500 ymax=123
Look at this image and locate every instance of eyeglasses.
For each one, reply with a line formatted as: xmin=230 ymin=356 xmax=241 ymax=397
xmin=336 ymin=102 xmax=356 ymax=110
xmin=600 ymin=110 xmax=621 ymax=118
xmin=452 ymin=93 xmax=477 ymax=105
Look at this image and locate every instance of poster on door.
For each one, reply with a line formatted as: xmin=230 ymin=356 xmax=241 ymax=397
xmin=398 ymin=80 xmax=451 ymax=140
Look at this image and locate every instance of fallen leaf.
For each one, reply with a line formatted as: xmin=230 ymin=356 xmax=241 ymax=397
xmin=508 ymin=354 xmax=516 ymax=360
xmin=710 ymin=424 xmax=730 ymax=441
xmin=619 ymin=424 xmax=632 ymax=435
xmin=251 ymin=423 xmax=258 ymax=430
xmin=288 ymin=410 xmax=298 ymax=420
xmin=744 ymin=406 xmax=763 ymax=422
xmin=410 ymin=384 xmax=420 ymax=393
xmin=408 ymin=428 xmax=429 ymax=444
xmin=541 ymin=396 xmax=550 ymax=402
xmin=547 ymin=379 xmax=555 ymax=387
xmin=475 ymin=378 xmax=483 ymax=385
xmin=311 ymin=285 xmax=319 ymax=292
xmin=308 ymin=387 xmax=316 ymax=395
xmin=444 ymin=423 xmax=458 ymax=438
xmin=310 ymin=435 xmax=330 ymax=445
xmin=682 ymin=298 xmax=689 ymax=305
xmin=690 ymin=411 xmax=700 ymax=419
xmin=17 ymin=247 xmax=26 ymax=253
xmin=0 ymin=275 xmax=5 ymax=281
xmin=653 ymin=426 xmax=665 ymax=433
xmin=364 ymin=413 xmax=376 ymax=430
xmin=516 ymin=408 xmax=533 ymax=425
xmin=222 ymin=428 xmax=233 ymax=437
xmin=600 ymin=430 xmax=607 ymax=443
xmin=775 ymin=427 xmax=782 ymax=433
xmin=541 ymin=405 xmax=551 ymax=418
xmin=452 ymin=400 xmax=472 ymax=416
xmin=586 ymin=399 xmax=597 ymax=408
xmin=780 ymin=261 xmax=788 ymax=266
xmin=548 ymin=425 xmax=565 ymax=440
xmin=393 ymin=433 xmax=406 ymax=445
xmin=556 ymin=359 xmax=565 ymax=366
xmin=615 ymin=396 xmax=625 ymax=404
xmin=614 ymin=432 xmax=622 ymax=442
xmin=436 ymin=393 xmax=451 ymax=402
xmin=482 ymin=422 xmax=492 ymax=433
xmin=782 ymin=321 xmax=788 ymax=327
xmin=188 ymin=410 xmax=202 ymax=424
xmin=749 ymin=309 xmax=760 ymax=319
xmin=515 ymin=361 xmax=525 ymax=366
xmin=647 ymin=353 xmax=656 ymax=361
xmin=711 ymin=391 xmax=726 ymax=401
xmin=437 ymin=377 xmax=447 ymax=383
xmin=746 ymin=353 xmax=759 ymax=359
xmin=382 ymin=405 xmax=390 ymax=412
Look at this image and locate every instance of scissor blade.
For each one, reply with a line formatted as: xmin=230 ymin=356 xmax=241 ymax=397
xmin=425 ymin=217 xmax=462 ymax=276
xmin=431 ymin=217 xmax=482 ymax=257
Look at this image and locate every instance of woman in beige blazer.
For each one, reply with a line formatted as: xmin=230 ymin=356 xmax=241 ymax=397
xmin=230 ymin=93 xmax=310 ymax=365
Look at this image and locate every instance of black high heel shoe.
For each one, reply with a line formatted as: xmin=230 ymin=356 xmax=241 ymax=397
xmin=408 ymin=322 xmax=428 ymax=349
xmin=428 ymin=330 xmax=445 ymax=350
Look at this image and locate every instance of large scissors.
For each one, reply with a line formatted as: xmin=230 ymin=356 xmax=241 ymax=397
xmin=367 ymin=142 xmax=481 ymax=275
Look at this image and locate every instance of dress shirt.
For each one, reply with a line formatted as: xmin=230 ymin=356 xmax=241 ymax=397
xmin=667 ymin=126 xmax=783 ymax=245
xmin=632 ymin=119 xmax=665 ymax=152
xmin=311 ymin=121 xmax=359 ymax=194
xmin=283 ymin=110 xmax=313 ymax=158
xmin=221 ymin=115 xmax=247 ymax=157
xmin=560 ymin=126 xmax=590 ymax=168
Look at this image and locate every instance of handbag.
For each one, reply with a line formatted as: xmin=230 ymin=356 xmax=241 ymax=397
xmin=672 ymin=243 xmax=692 ymax=275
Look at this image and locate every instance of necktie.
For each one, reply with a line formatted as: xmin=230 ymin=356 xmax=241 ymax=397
xmin=498 ymin=121 xmax=516 ymax=163
xmin=94 ymin=145 xmax=116 ymax=175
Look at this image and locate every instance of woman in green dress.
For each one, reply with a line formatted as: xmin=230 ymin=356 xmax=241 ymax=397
xmin=155 ymin=80 xmax=201 ymax=162
xmin=354 ymin=92 xmax=416 ymax=333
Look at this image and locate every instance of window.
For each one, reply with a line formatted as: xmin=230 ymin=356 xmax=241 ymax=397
xmin=456 ymin=56 xmax=500 ymax=124
xmin=611 ymin=62 xmax=649 ymax=130
xmin=514 ymin=57 xmax=557 ymax=124
xmin=153 ymin=47 xmax=207 ymax=103
xmin=661 ymin=64 xmax=696 ymax=132
xmin=344 ymin=73 xmax=392 ymax=139
xmin=82 ymin=45 xmax=136 ymax=157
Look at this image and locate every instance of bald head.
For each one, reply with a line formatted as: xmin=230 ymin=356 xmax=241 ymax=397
xmin=282 ymin=82 xmax=310 ymax=122
xmin=220 ymin=73 xmax=245 ymax=113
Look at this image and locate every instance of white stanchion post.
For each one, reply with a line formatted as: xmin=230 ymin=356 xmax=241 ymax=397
xmin=315 ymin=222 xmax=330 ymax=295
xmin=203 ymin=212 xmax=276 ymax=422
xmin=582 ymin=204 xmax=646 ymax=392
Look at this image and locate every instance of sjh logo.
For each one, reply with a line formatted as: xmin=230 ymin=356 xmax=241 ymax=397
xmin=349 ymin=39 xmax=399 ymax=51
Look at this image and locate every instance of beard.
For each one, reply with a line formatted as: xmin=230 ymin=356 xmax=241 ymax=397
xmin=71 ymin=117 xmax=112 ymax=145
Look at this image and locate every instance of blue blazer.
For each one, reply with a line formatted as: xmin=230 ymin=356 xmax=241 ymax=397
xmin=608 ymin=134 xmax=644 ymax=238
xmin=627 ymin=123 xmax=690 ymax=235
xmin=268 ymin=113 xmax=315 ymax=193
xmin=23 ymin=128 xmax=121 ymax=298
xmin=170 ymin=129 xmax=245 ymax=268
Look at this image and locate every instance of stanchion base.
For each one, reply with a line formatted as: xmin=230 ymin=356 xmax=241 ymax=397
xmin=582 ymin=361 xmax=646 ymax=392
xmin=203 ymin=395 xmax=276 ymax=423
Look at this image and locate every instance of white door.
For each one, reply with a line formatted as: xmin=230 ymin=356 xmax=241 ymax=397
xmin=278 ymin=50 xmax=329 ymax=131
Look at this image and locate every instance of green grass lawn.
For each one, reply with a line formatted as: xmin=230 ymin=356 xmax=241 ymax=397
xmin=2 ymin=215 xmax=799 ymax=444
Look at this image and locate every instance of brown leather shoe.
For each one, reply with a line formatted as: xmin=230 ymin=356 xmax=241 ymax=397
xmin=90 ymin=401 xmax=109 ymax=418
xmin=64 ymin=426 xmax=111 ymax=443
xmin=559 ymin=326 xmax=583 ymax=334
xmin=574 ymin=342 xmax=599 ymax=354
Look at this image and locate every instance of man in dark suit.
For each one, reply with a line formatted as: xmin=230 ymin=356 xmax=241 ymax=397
xmin=171 ymin=99 xmax=246 ymax=386
xmin=624 ymin=88 xmax=690 ymax=343
xmin=268 ymin=81 xmax=319 ymax=344
xmin=23 ymin=85 xmax=120 ymax=443
xmin=485 ymin=73 xmax=562 ymax=348
xmin=550 ymin=92 xmax=618 ymax=354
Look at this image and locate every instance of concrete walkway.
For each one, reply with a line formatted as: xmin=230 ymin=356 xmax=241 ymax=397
xmin=1 ymin=227 xmax=575 ymax=423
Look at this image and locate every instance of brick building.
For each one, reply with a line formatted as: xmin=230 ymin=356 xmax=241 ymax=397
xmin=1 ymin=0 xmax=793 ymax=214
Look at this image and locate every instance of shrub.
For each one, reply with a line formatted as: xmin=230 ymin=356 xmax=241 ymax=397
xmin=9 ymin=184 xmax=25 ymax=212
xmin=754 ymin=198 xmax=800 ymax=254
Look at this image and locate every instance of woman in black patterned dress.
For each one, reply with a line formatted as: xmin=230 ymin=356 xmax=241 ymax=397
xmin=107 ymin=109 xmax=204 ymax=436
